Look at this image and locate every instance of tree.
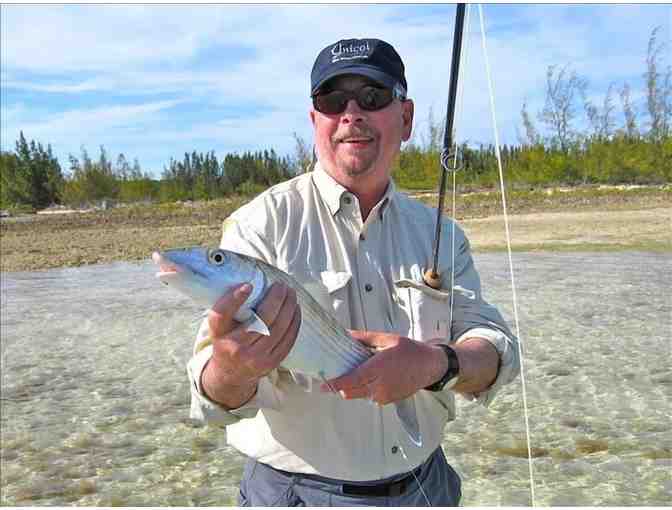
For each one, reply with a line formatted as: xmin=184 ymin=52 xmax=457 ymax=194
xmin=62 ymin=146 xmax=118 ymax=206
xmin=645 ymin=26 xmax=672 ymax=141
xmin=539 ymin=65 xmax=587 ymax=153
xmin=619 ymin=83 xmax=639 ymax=139
xmin=0 ymin=151 xmax=30 ymax=207
xmin=582 ymin=83 xmax=616 ymax=141
xmin=292 ymin=132 xmax=313 ymax=174
xmin=6 ymin=132 xmax=63 ymax=208
xmin=520 ymin=100 xmax=540 ymax=146
xmin=116 ymin=153 xmax=131 ymax=180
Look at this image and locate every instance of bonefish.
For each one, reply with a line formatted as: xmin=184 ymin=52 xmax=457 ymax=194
xmin=152 ymin=246 xmax=422 ymax=446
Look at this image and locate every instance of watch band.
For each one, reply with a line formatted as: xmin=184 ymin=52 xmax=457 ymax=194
xmin=424 ymin=344 xmax=460 ymax=392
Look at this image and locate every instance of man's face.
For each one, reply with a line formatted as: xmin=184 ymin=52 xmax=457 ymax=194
xmin=310 ymin=74 xmax=414 ymax=184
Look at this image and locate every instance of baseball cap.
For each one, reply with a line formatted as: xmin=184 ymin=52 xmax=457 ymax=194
xmin=310 ymin=38 xmax=407 ymax=96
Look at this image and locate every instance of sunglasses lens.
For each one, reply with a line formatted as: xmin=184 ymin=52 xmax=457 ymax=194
xmin=359 ymin=86 xmax=393 ymax=111
xmin=313 ymin=91 xmax=348 ymax=115
xmin=313 ymin=86 xmax=395 ymax=114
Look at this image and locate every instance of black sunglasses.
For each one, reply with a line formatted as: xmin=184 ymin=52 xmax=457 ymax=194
xmin=312 ymin=85 xmax=405 ymax=115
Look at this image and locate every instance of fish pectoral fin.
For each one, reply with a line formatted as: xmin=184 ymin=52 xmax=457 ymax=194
xmin=394 ymin=397 xmax=423 ymax=447
xmin=243 ymin=312 xmax=271 ymax=336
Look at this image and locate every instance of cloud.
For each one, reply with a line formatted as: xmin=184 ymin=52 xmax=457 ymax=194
xmin=2 ymin=100 xmax=184 ymax=161
xmin=1 ymin=3 xmax=669 ymax=175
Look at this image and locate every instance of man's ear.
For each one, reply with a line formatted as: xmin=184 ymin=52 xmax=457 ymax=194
xmin=401 ymin=99 xmax=414 ymax=142
xmin=310 ymin=109 xmax=316 ymax=127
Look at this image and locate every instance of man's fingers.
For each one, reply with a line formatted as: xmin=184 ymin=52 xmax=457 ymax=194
xmin=269 ymin=305 xmax=301 ymax=358
xmin=325 ymin=365 xmax=376 ymax=393
xmin=255 ymin=282 xmax=291 ymax=327
xmin=348 ymin=329 xmax=397 ymax=350
xmin=209 ymin=283 xmax=253 ymax=338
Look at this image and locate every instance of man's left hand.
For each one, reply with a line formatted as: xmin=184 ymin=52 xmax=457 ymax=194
xmin=320 ymin=330 xmax=448 ymax=405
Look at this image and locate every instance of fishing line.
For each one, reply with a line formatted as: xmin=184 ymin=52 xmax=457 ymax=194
xmin=478 ymin=4 xmax=536 ymax=506
xmin=398 ymin=444 xmax=432 ymax=506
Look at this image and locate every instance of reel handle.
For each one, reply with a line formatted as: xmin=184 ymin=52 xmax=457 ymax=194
xmin=423 ymin=268 xmax=443 ymax=290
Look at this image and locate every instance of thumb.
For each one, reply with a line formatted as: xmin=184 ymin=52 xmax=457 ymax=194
xmin=209 ymin=283 xmax=253 ymax=338
xmin=348 ymin=329 xmax=398 ymax=350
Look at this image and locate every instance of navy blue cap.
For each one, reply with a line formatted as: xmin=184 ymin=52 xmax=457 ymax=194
xmin=311 ymin=38 xmax=407 ymax=96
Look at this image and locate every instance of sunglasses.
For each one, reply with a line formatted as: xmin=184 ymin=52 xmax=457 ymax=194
xmin=312 ymin=85 xmax=405 ymax=115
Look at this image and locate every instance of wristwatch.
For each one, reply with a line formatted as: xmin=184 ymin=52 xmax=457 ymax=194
xmin=424 ymin=344 xmax=460 ymax=391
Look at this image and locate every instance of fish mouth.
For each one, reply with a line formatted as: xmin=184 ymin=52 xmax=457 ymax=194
xmin=152 ymin=252 xmax=181 ymax=278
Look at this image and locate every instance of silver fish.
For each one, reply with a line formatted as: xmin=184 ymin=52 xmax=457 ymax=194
xmin=152 ymin=246 xmax=422 ymax=446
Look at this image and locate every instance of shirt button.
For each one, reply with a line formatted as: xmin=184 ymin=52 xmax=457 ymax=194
xmin=391 ymin=446 xmax=399 ymax=454
xmin=343 ymin=196 xmax=352 ymax=205
xmin=364 ymin=284 xmax=373 ymax=292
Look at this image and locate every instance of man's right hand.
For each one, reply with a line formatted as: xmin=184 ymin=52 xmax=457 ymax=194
xmin=200 ymin=281 xmax=301 ymax=409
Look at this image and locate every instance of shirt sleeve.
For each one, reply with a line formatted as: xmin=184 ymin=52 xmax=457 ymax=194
xmin=185 ymin=213 xmax=282 ymax=425
xmin=446 ymin=232 xmax=521 ymax=406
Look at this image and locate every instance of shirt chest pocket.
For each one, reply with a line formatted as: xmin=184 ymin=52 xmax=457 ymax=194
xmin=291 ymin=269 xmax=352 ymax=329
xmin=394 ymin=278 xmax=451 ymax=342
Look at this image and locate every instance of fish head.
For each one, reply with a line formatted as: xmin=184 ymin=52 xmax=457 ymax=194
xmin=152 ymin=246 xmax=265 ymax=309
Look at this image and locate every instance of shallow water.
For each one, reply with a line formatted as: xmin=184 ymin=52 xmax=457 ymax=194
xmin=1 ymin=252 xmax=670 ymax=506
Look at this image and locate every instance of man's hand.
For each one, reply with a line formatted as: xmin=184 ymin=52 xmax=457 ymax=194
xmin=320 ymin=330 xmax=448 ymax=405
xmin=201 ymin=282 xmax=301 ymax=409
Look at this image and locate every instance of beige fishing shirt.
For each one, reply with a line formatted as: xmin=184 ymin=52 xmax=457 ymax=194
xmin=186 ymin=162 xmax=520 ymax=481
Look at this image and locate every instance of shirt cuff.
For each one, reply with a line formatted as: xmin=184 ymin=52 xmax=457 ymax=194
xmin=454 ymin=326 xmax=520 ymax=407
xmin=186 ymin=345 xmax=281 ymax=424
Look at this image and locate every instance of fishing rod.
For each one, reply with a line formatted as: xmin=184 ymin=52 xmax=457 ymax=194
xmin=423 ymin=3 xmax=466 ymax=290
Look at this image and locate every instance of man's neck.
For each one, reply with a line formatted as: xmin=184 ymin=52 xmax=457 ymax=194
xmin=319 ymin=163 xmax=391 ymax=222
xmin=350 ymin=180 xmax=389 ymax=221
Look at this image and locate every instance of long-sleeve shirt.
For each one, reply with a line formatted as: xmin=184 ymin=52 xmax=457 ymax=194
xmin=186 ymin=162 xmax=520 ymax=481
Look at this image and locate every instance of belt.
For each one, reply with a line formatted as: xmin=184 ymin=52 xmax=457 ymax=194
xmin=341 ymin=465 xmax=423 ymax=498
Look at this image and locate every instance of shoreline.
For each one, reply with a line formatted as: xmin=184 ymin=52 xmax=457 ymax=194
xmin=1 ymin=187 xmax=670 ymax=273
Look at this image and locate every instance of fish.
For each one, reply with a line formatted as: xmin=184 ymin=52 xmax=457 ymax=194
xmin=152 ymin=246 xmax=422 ymax=446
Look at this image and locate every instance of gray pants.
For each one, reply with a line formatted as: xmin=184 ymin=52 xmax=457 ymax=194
xmin=238 ymin=447 xmax=462 ymax=507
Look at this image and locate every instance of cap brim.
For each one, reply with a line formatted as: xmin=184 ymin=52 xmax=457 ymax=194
xmin=311 ymin=64 xmax=398 ymax=95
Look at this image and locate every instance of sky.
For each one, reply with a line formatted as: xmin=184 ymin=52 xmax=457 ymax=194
xmin=1 ymin=3 xmax=670 ymax=178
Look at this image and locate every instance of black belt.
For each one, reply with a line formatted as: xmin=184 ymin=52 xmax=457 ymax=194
xmin=341 ymin=465 xmax=423 ymax=498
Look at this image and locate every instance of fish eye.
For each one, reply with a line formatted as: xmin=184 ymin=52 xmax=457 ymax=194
xmin=207 ymin=249 xmax=227 ymax=266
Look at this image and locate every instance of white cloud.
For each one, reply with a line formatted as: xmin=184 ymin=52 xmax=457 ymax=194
xmin=1 ymin=3 xmax=669 ymax=175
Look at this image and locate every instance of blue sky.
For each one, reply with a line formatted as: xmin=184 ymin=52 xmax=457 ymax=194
xmin=1 ymin=3 xmax=670 ymax=178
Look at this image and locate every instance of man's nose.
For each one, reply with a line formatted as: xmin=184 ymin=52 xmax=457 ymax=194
xmin=341 ymin=98 xmax=366 ymax=123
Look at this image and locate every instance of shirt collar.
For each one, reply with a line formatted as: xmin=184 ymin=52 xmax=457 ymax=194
xmin=312 ymin=161 xmax=349 ymax=216
xmin=311 ymin=161 xmax=397 ymax=219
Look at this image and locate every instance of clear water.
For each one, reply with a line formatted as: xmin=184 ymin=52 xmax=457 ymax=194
xmin=1 ymin=252 xmax=670 ymax=506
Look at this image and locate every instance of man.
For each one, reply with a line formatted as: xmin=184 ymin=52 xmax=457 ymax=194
xmin=186 ymin=38 xmax=520 ymax=506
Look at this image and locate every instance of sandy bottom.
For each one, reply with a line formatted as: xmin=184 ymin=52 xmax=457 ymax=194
xmin=462 ymin=208 xmax=670 ymax=250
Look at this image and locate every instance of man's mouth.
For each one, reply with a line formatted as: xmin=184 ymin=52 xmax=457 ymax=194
xmin=339 ymin=136 xmax=374 ymax=145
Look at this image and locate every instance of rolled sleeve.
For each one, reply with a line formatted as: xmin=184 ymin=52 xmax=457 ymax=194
xmin=455 ymin=327 xmax=520 ymax=406
xmin=443 ymin=228 xmax=521 ymax=406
